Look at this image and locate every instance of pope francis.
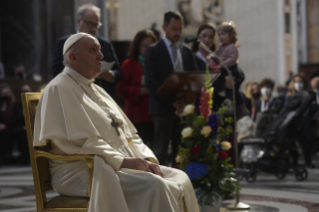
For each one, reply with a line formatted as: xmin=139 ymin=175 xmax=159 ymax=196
xmin=33 ymin=33 xmax=199 ymax=212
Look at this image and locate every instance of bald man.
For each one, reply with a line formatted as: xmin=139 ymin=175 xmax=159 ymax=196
xmin=35 ymin=33 xmax=199 ymax=212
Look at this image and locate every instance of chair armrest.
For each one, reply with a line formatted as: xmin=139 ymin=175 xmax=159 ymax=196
xmin=35 ymin=150 xmax=95 ymax=197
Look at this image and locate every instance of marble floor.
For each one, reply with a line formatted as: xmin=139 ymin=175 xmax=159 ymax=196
xmin=0 ymin=165 xmax=318 ymax=212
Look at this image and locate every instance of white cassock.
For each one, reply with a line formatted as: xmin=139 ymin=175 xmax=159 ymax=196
xmin=33 ymin=67 xmax=199 ymax=212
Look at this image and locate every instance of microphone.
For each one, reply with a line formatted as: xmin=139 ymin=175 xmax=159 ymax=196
xmin=184 ymin=36 xmax=199 ymax=43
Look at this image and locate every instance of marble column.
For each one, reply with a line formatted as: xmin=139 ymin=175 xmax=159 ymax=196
xmin=306 ymin=0 xmax=319 ymax=63
xmin=0 ymin=0 xmax=38 ymax=77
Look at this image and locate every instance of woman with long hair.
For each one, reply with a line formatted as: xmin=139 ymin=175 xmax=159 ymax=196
xmin=116 ymin=30 xmax=157 ymax=147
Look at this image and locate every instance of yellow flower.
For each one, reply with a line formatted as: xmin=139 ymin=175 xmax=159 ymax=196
xmin=184 ymin=104 xmax=195 ymax=115
xmin=175 ymin=155 xmax=184 ymax=163
xmin=182 ymin=127 xmax=193 ymax=138
xmin=201 ymin=126 xmax=212 ymax=138
xmin=209 ymin=87 xmax=214 ymax=113
xmin=221 ymin=141 xmax=232 ymax=151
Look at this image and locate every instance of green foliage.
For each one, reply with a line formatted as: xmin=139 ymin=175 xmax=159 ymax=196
xmin=204 ymin=64 xmax=212 ymax=89
xmin=177 ymin=97 xmax=240 ymax=196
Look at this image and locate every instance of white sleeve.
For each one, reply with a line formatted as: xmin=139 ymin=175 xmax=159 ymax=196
xmin=51 ymin=136 xmax=125 ymax=171
xmin=130 ymin=134 xmax=159 ymax=164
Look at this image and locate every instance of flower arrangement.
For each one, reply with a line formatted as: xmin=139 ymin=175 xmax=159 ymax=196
xmin=176 ymin=67 xmax=240 ymax=198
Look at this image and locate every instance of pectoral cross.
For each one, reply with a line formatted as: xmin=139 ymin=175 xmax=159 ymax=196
xmin=110 ymin=115 xmax=121 ymax=136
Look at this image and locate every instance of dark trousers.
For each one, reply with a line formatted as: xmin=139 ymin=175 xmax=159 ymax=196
xmin=0 ymin=130 xmax=13 ymax=164
xmin=152 ymin=115 xmax=183 ymax=166
xmin=15 ymin=129 xmax=30 ymax=164
xmin=134 ymin=122 xmax=154 ymax=148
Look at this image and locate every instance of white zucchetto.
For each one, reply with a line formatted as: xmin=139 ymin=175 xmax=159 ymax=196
xmin=63 ymin=33 xmax=91 ymax=55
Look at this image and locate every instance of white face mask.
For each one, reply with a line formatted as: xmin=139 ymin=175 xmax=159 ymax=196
xmin=261 ymin=87 xmax=272 ymax=97
xmin=294 ymin=82 xmax=304 ymax=92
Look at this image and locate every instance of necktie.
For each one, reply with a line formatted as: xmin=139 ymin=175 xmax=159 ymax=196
xmin=171 ymin=43 xmax=183 ymax=72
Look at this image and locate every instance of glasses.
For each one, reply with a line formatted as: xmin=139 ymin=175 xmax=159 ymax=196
xmin=81 ymin=19 xmax=102 ymax=28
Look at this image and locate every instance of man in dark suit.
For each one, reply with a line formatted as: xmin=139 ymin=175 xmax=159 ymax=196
xmin=144 ymin=11 xmax=198 ymax=166
xmin=51 ymin=4 xmax=121 ymax=102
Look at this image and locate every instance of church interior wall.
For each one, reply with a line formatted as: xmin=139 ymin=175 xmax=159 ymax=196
xmin=223 ymin=0 xmax=286 ymax=87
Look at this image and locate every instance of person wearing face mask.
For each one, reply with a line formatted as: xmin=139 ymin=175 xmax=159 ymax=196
xmin=255 ymin=79 xmax=284 ymax=121
xmin=289 ymin=73 xmax=316 ymax=168
xmin=292 ymin=74 xmax=308 ymax=94
xmin=310 ymin=77 xmax=319 ymax=104
xmin=0 ymin=84 xmax=16 ymax=165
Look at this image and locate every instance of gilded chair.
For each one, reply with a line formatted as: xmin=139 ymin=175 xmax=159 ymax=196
xmin=22 ymin=92 xmax=94 ymax=212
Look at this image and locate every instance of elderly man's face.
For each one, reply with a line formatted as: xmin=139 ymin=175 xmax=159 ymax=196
xmin=76 ymin=36 xmax=104 ymax=79
xmin=77 ymin=10 xmax=100 ymax=36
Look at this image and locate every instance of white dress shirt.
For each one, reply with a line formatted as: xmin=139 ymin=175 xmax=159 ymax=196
xmin=163 ymin=36 xmax=184 ymax=71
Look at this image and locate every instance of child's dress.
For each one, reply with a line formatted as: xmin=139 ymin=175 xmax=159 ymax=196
xmin=210 ymin=43 xmax=245 ymax=105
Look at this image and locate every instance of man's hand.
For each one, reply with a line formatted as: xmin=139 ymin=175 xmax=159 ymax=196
xmin=100 ymin=70 xmax=114 ymax=82
xmin=121 ymin=157 xmax=164 ymax=178
xmin=140 ymin=87 xmax=150 ymax=96
xmin=173 ymin=99 xmax=186 ymax=115
xmin=0 ymin=124 xmax=6 ymax=132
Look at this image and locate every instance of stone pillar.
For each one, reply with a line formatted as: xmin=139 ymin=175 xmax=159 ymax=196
xmin=306 ymin=0 xmax=319 ymax=63
xmin=0 ymin=0 xmax=38 ymax=77
xmin=51 ymin=0 xmax=75 ymax=45
xmin=223 ymin=0 xmax=286 ymax=85
xmin=34 ymin=0 xmax=53 ymax=81
xmin=97 ymin=0 xmax=108 ymax=39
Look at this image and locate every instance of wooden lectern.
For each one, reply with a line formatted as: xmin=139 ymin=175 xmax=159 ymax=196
xmin=157 ymin=71 xmax=220 ymax=104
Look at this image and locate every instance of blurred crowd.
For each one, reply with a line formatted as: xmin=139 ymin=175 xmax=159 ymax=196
xmin=238 ymin=74 xmax=319 ymax=168
xmin=0 ymin=62 xmax=46 ymax=166
xmin=0 ymin=4 xmax=318 ymax=168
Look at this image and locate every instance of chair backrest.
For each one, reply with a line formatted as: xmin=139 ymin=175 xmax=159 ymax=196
xmin=21 ymin=92 xmax=53 ymax=211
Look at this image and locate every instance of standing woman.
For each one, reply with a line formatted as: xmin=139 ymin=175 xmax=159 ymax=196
xmin=192 ymin=23 xmax=226 ymax=111
xmin=192 ymin=23 xmax=216 ymax=71
xmin=116 ymin=30 xmax=157 ymax=147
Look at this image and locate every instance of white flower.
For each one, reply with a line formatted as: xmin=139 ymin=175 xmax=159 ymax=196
xmin=183 ymin=104 xmax=195 ymax=115
xmin=175 ymin=155 xmax=184 ymax=163
xmin=221 ymin=141 xmax=232 ymax=151
xmin=182 ymin=127 xmax=193 ymax=138
xmin=200 ymin=126 xmax=212 ymax=137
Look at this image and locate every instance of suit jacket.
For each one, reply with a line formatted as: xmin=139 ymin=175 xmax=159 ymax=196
xmin=116 ymin=59 xmax=152 ymax=123
xmin=51 ymin=35 xmax=122 ymax=101
xmin=144 ymin=39 xmax=198 ymax=116
xmin=254 ymin=96 xmax=285 ymax=120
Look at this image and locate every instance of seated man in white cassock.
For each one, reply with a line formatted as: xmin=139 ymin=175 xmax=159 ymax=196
xmin=33 ymin=33 xmax=199 ymax=212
